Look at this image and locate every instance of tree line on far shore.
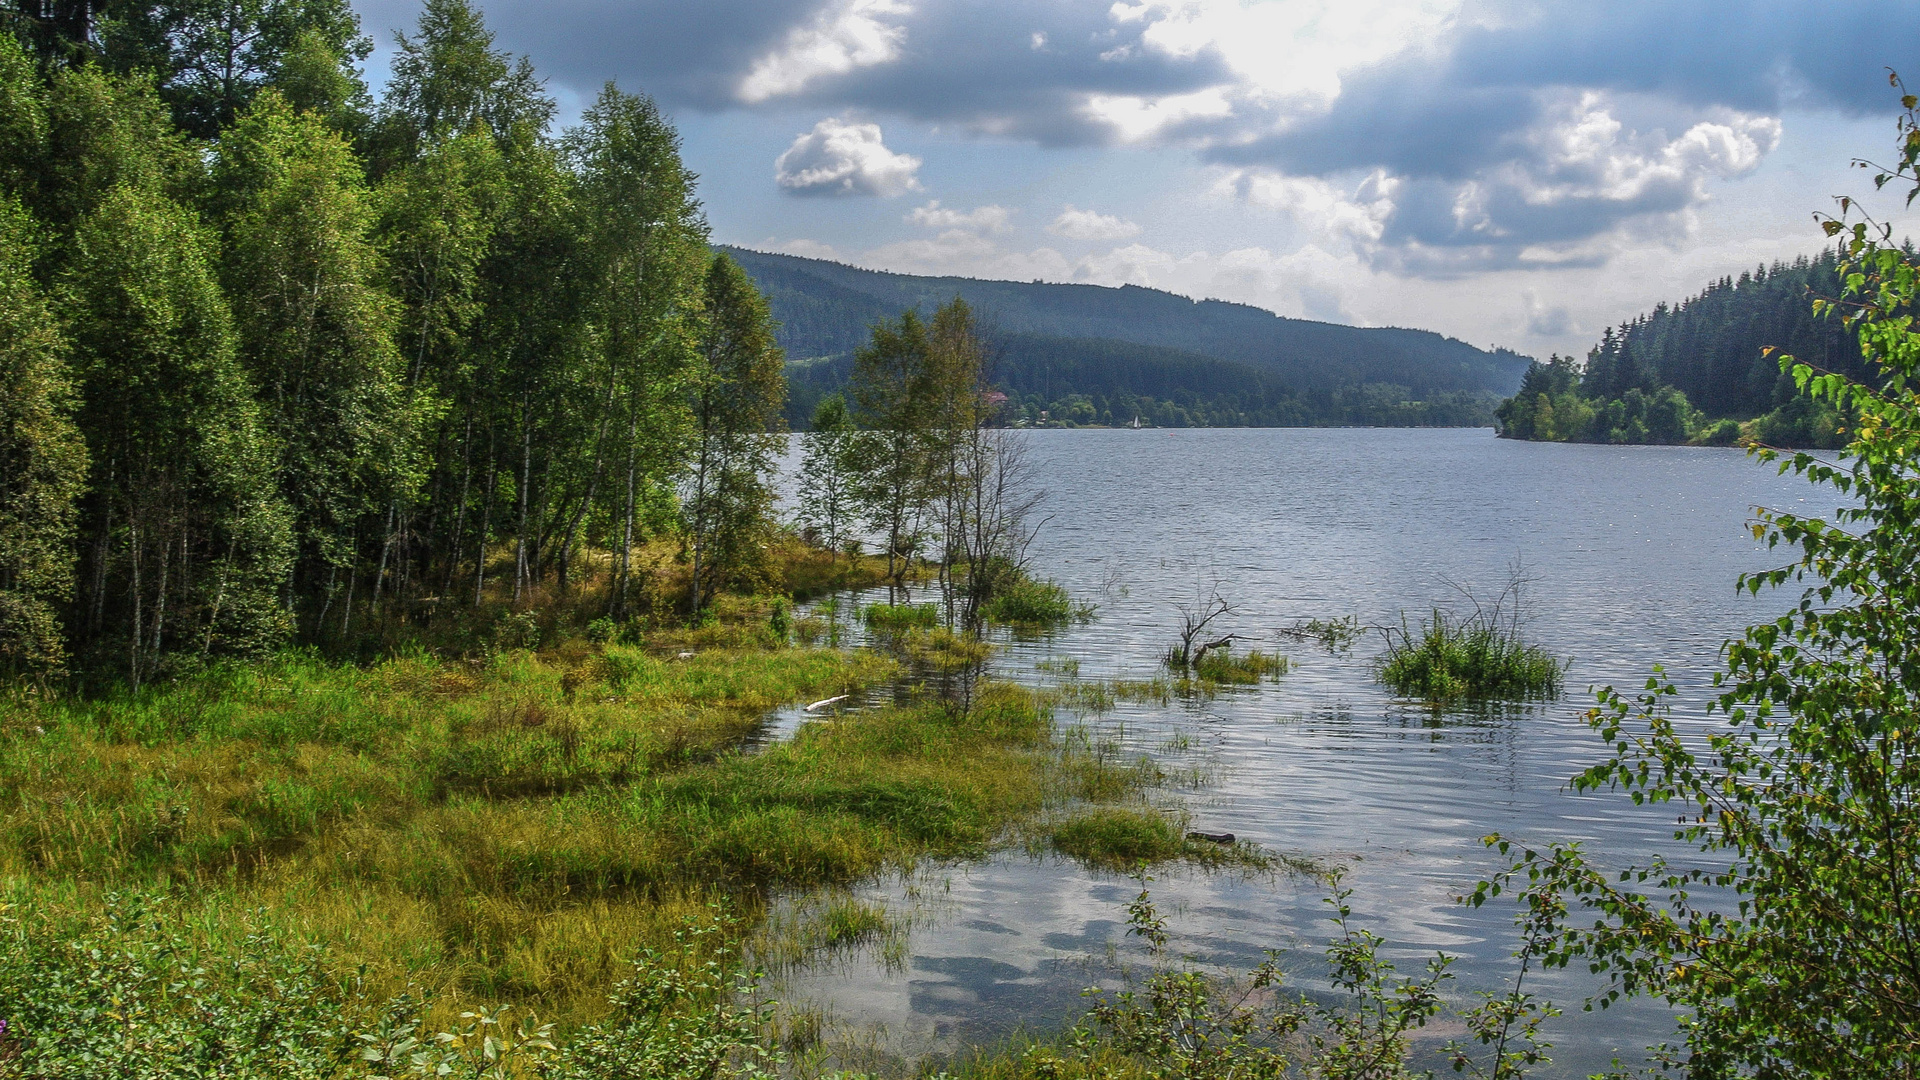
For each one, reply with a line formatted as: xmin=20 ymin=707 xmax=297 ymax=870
xmin=1495 ymin=247 xmax=1893 ymax=447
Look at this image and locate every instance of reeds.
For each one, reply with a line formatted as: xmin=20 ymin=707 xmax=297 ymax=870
xmin=1377 ymin=609 xmax=1562 ymax=700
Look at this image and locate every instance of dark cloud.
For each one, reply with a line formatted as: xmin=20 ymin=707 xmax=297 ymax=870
xmin=357 ymin=0 xmax=1233 ymax=142
xmin=1446 ymin=0 xmax=1918 ymax=116
xmin=355 ymin=0 xmax=819 ymax=105
xmin=781 ymin=1 xmax=1234 ymax=145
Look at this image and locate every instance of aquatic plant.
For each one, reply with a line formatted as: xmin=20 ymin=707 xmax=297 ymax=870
xmin=981 ymin=577 xmax=1088 ymax=627
xmin=1046 ymin=807 xmax=1270 ymax=872
xmin=859 ymin=601 xmax=939 ymax=631
xmin=1376 ymin=609 xmax=1562 ymax=701
xmin=981 ymin=881 xmax=1555 ymax=1080
xmin=1191 ymin=647 xmax=1288 ymax=686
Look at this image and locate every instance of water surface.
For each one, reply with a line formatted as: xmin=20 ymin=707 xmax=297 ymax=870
xmin=772 ymin=427 xmax=1820 ymax=1077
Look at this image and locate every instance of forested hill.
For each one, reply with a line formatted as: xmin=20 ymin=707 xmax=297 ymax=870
xmin=1496 ymin=248 xmax=1884 ymax=448
xmin=723 ymin=246 xmax=1534 ymax=427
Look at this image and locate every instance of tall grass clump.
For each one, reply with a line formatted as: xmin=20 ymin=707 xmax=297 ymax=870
xmin=1378 ymin=608 xmax=1561 ymax=701
xmin=860 ymin=601 xmax=939 ymax=632
xmin=981 ymin=577 xmax=1087 ymax=627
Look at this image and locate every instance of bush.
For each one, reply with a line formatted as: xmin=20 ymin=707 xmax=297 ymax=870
xmin=1378 ymin=609 xmax=1561 ymax=701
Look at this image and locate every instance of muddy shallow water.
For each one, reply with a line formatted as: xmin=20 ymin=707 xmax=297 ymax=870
xmin=767 ymin=427 xmax=1819 ymax=1077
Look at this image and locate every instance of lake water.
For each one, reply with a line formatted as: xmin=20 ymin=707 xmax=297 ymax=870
xmin=769 ymin=427 xmax=1821 ymax=1078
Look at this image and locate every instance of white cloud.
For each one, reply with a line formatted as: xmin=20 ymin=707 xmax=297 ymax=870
xmin=907 ymin=200 xmax=1013 ymax=232
xmin=739 ymin=0 xmax=913 ymax=104
xmin=1217 ymin=168 xmax=1396 ymax=244
xmin=775 ymin=117 xmax=924 ymax=196
xmin=1046 ymin=205 xmax=1143 ymax=240
xmin=1515 ymin=94 xmax=1780 ymax=209
xmin=1081 ymin=87 xmax=1233 ymax=143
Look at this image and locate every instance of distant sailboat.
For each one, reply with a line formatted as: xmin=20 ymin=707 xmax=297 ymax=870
xmin=1131 ymin=415 xmax=1141 ymax=429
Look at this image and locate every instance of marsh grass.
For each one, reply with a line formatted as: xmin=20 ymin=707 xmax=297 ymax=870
xmin=1190 ymin=648 xmax=1287 ymax=686
xmin=1377 ymin=609 xmax=1563 ymax=701
xmin=1045 ymin=807 xmax=1271 ymax=873
xmin=861 ymin=602 xmax=941 ymax=632
xmin=0 ymin=623 xmax=1198 ymax=1046
xmin=981 ymin=577 xmax=1090 ymax=628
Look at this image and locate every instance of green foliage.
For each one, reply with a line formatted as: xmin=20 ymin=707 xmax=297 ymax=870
xmin=62 ymin=181 xmax=293 ymax=678
xmin=686 ymin=254 xmax=787 ymax=610
xmin=1005 ymin=882 xmax=1554 ymax=1080
xmin=0 ymin=198 xmax=85 ymax=678
xmin=796 ymin=393 xmax=861 ymax=556
xmin=213 ymin=90 xmax=416 ymax=611
xmin=848 ymin=308 xmax=941 ymax=586
xmin=981 ymin=576 xmax=1082 ymax=626
xmin=861 ymin=601 xmax=939 ymax=631
xmin=1377 ymin=610 xmax=1561 ymax=701
xmin=1497 ymin=247 xmax=1885 ymax=446
xmin=1475 ymin=88 xmax=1920 ymax=1073
xmin=0 ymin=892 xmax=366 ymax=1078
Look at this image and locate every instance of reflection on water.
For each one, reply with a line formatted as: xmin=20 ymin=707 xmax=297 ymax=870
xmin=767 ymin=428 xmax=1817 ymax=1078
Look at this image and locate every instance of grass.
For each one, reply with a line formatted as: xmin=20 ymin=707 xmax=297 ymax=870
xmin=981 ymin=577 xmax=1089 ymax=627
xmin=1046 ymin=806 xmax=1271 ymax=873
xmin=0 ymin=621 xmax=1208 ymax=1056
xmin=860 ymin=601 xmax=940 ymax=632
xmin=1191 ymin=647 xmax=1287 ymax=686
xmin=1377 ymin=609 xmax=1563 ymax=701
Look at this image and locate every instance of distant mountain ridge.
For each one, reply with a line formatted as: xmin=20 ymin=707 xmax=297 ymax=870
xmin=720 ymin=246 xmax=1534 ymax=427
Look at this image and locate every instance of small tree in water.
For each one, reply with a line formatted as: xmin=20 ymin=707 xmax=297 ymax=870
xmin=796 ymin=393 xmax=860 ymax=563
xmin=1478 ymin=81 xmax=1920 ymax=1074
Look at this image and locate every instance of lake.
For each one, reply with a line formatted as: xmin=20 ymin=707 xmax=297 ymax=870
xmin=771 ymin=427 xmax=1820 ymax=1078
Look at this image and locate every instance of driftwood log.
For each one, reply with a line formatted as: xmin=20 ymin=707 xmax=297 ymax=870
xmin=1190 ymin=635 xmax=1238 ymax=666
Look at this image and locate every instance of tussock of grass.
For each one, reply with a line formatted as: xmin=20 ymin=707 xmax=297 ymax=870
xmin=982 ymin=577 xmax=1089 ymax=627
xmin=1191 ymin=647 xmax=1287 ymax=686
xmin=1046 ymin=807 xmax=1272 ymax=873
xmin=1377 ymin=610 xmax=1562 ymax=701
xmin=861 ymin=602 xmax=940 ymax=632
xmin=753 ymin=889 xmax=905 ymax=974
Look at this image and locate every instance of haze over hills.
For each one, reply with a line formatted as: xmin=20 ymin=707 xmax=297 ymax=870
xmin=722 ymin=247 xmax=1535 ymax=428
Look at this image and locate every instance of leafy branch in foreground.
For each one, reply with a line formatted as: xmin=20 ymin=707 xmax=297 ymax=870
xmin=1021 ymin=876 xmax=1554 ymax=1080
xmin=1477 ymin=80 xmax=1920 ymax=1076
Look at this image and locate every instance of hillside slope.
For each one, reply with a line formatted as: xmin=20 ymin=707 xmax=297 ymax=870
xmin=724 ymin=248 xmax=1532 ymax=418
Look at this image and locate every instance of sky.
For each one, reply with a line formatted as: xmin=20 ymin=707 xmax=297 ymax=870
xmin=351 ymin=0 xmax=1920 ymax=361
